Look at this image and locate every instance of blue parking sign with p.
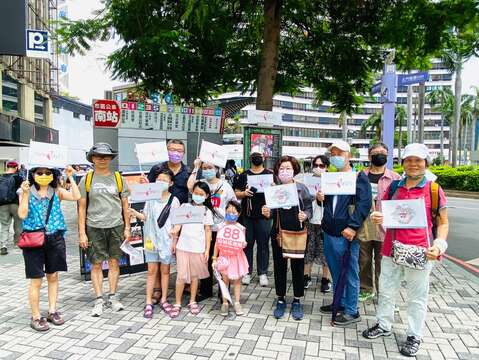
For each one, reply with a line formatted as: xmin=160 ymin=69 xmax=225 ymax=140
xmin=26 ymin=29 xmax=50 ymax=58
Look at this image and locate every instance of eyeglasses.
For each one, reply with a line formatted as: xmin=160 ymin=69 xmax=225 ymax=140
xmin=313 ymin=164 xmax=326 ymax=169
xmin=35 ymin=171 xmax=52 ymax=176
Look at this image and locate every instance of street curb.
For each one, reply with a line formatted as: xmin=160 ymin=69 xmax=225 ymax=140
xmin=443 ymin=258 xmax=479 ymax=284
xmin=445 ymin=190 xmax=479 ymax=199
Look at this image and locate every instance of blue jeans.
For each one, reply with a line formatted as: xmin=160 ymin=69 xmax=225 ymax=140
xmin=324 ymin=233 xmax=360 ymax=316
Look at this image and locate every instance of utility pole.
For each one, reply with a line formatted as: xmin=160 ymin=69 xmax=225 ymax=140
xmin=407 ymin=71 xmax=413 ymax=143
xmin=417 ymin=83 xmax=426 ymax=143
xmin=381 ymin=50 xmax=397 ymax=169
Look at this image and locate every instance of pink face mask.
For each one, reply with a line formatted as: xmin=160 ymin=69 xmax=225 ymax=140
xmin=278 ymin=168 xmax=294 ymax=183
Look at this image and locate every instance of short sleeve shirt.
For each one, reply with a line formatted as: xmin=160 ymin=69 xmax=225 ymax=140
xmin=233 ymin=169 xmax=273 ymax=219
xmin=381 ymin=178 xmax=447 ymax=257
xmin=176 ymin=204 xmax=214 ymax=253
xmin=205 ymin=180 xmax=237 ymax=231
xmin=79 ymin=173 xmax=130 ymax=228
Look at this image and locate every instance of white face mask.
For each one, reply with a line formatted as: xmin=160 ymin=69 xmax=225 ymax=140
xmin=313 ymin=167 xmax=326 ymax=176
xmin=156 ymin=180 xmax=170 ymax=192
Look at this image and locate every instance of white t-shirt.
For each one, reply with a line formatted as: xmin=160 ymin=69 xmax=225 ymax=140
xmin=204 ymin=179 xmax=237 ymax=231
xmin=176 ymin=204 xmax=214 ymax=253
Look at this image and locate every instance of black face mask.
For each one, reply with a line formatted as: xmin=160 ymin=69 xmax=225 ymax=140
xmin=371 ymin=154 xmax=388 ymax=167
xmin=251 ymin=156 xmax=264 ymax=166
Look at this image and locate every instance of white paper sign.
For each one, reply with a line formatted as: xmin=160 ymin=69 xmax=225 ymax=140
xmin=170 ymin=204 xmax=205 ymax=225
xmin=303 ymin=175 xmax=322 ymax=196
xmin=264 ymin=183 xmax=299 ymax=209
xmin=321 ymin=172 xmax=357 ymax=195
xmin=129 ymin=183 xmax=165 ymax=203
xmin=135 ymin=141 xmax=169 ymax=164
xmin=28 ymin=141 xmax=68 ymax=169
xmin=120 ymin=241 xmax=144 ymax=265
xmin=381 ymin=198 xmax=428 ymax=229
xmin=214 ymin=270 xmax=233 ymax=304
xmin=199 ymin=140 xmax=227 ymax=168
xmin=247 ymin=174 xmax=274 ymax=193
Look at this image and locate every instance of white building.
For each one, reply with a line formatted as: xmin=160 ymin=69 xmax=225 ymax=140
xmin=51 ymin=95 xmax=92 ymax=164
xmin=220 ymin=60 xmax=453 ymax=162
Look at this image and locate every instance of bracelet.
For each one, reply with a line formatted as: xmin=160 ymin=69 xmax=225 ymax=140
xmin=212 ymin=256 xmax=217 ymax=261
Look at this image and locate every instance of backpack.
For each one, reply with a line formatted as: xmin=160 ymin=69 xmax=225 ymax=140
xmin=84 ymin=171 xmax=124 ymax=208
xmin=388 ymin=179 xmax=440 ymax=237
xmin=0 ymin=174 xmax=18 ymax=205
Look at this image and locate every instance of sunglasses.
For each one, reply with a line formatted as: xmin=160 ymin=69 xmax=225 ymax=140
xmin=35 ymin=171 xmax=52 ymax=176
xmin=313 ymin=164 xmax=326 ymax=169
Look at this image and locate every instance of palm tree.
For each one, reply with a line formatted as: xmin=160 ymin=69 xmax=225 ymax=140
xmin=426 ymin=87 xmax=454 ymax=163
xmin=361 ymin=111 xmax=382 ymax=140
xmin=460 ymin=95 xmax=474 ymax=164
xmin=395 ymin=106 xmax=407 ymax=159
xmin=469 ymin=86 xmax=479 ymax=156
xmin=338 ymin=111 xmax=348 ymax=141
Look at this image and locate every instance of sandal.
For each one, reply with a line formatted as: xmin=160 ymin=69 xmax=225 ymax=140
xmin=152 ymin=288 xmax=162 ymax=305
xmin=188 ymin=302 xmax=201 ymax=315
xmin=143 ymin=304 xmax=154 ymax=319
xmin=160 ymin=300 xmax=173 ymax=315
xmin=31 ymin=317 xmax=49 ymax=332
xmin=169 ymin=304 xmax=181 ymax=318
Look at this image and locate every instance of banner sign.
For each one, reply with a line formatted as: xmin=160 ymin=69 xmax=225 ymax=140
xmin=199 ymin=140 xmax=228 ymax=168
xmin=264 ymin=183 xmax=299 ymax=209
xmin=321 ymin=172 xmax=357 ymax=195
xmin=135 ymin=141 xmax=169 ymax=164
xmin=129 ymin=182 xmax=165 ymax=203
xmin=247 ymin=174 xmax=274 ymax=193
xmin=247 ymin=110 xmax=282 ymax=127
xmin=120 ymin=101 xmax=224 ymax=133
xmin=93 ymin=99 xmax=120 ymax=128
xmin=28 ymin=141 xmax=68 ymax=169
xmin=171 ymin=204 xmax=205 ymax=225
xmin=382 ymin=198 xmax=428 ymax=229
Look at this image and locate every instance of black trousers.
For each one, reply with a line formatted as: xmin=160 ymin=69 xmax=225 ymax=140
xmin=199 ymin=231 xmax=221 ymax=299
xmin=271 ymin=229 xmax=304 ymax=298
xmin=243 ymin=217 xmax=271 ymax=275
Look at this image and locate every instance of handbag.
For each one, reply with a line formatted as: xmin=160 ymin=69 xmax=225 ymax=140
xmin=391 ymin=240 xmax=428 ymax=270
xmin=156 ymin=194 xmax=175 ymax=229
xmin=18 ymin=195 xmax=55 ymax=249
xmin=276 ymin=208 xmax=307 ymax=259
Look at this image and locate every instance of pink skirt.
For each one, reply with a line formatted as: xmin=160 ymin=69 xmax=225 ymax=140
xmin=220 ymin=251 xmax=249 ymax=280
xmin=176 ymin=250 xmax=209 ymax=284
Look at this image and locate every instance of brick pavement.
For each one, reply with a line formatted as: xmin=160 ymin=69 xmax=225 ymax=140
xmin=0 ymin=202 xmax=478 ymax=360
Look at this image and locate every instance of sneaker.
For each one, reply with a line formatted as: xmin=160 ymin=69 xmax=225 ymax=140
xmin=108 ymin=294 xmax=124 ymax=312
xmin=242 ymin=274 xmax=251 ymax=285
xmin=46 ymin=311 xmax=65 ymax=326
xmin=359 ymin=290 xmax=375 ymax=302
xmin=362 ymin=323 xmax=392 ymax=339
xmin=220 ymin=303 xmax=229 ymax=316
xmin=400 ymin=336 xmax=421 ymax=357
xmin=304 ymin=275 xmax=312 ymax=289
xmin=91 ymin=298 xmax=104 ymax=317
xmin=0 ymin=247 xmax=7 ymax=255
xmin=320 ymin=278 xmax=331 ymax=293
xmin=333 ymin=313 xmax=361 ymax=327
xmin=319 ymin=304 xmax=344 ymax=314
xmin=259 ymin=274 xmax=269 ymax=287
xmin=234 ymin=302 xmax=244 ymax=316
xmin=30 ymin=317 xmax=49 ymax=332
xmin=273 ymin=300 xmax=287 ymax=319
xmin=291 ymin=302 xmax=304 ymax=321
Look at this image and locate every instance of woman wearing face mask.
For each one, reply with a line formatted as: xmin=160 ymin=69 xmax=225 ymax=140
xmin=304 ymin=155 xmax=332 ymax=293
xmin=262 ymin=156 xmax=313 ymax=321
xmin=357 ymin=143 xmax=401 ymax=303
xmin=170 ymin=181 xmax=217 ymax=317
xmin=188 ymin=159 xmax=237 ymax=300
xmin=18 ymin=166 xmax=81 ymax=331
xmin=128 ymin=169 xmax=180 ymax=318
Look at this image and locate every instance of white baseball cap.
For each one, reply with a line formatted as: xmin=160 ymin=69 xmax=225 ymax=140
xmin=402 ymin=143 xmax=431 ymax=163
xmin=328 ymin=140 xmax=351 ymax=153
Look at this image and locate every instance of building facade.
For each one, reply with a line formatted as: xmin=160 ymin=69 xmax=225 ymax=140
xmin=0 ymin=0 xmax=60 ymax=169
xmin=221 ymin=60 xmax=453 ymax=162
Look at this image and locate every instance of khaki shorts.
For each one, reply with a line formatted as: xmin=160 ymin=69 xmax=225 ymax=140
xmin=86 ymin=224 xmax=124 ymax=264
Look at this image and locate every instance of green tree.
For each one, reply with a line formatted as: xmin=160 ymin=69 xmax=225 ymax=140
xmin=56 ymin=0 xmax=479 ymax=115
xmin=426 ymin=87 xmax=454 ymax=163
xmin=459 ymin=95 xmax=475 ymax=164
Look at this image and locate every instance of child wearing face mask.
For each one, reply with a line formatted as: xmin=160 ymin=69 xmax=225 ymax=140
xmin=128 ymin=169 xmax=180 ymax=319
xmin=169 ymin=181 xmax=216 ymax=317
xmin=212 ymin=201 xmax=248 ymax=316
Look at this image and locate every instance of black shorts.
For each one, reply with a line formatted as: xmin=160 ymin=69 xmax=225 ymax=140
xmin=22 ymin=231 xmax=68 ymax=279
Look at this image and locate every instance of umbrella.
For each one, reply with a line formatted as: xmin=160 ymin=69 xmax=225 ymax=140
xmin=331 ymin=241 xmax=352 ymax=325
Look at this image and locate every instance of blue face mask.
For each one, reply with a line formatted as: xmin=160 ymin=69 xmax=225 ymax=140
xmin=202 ymin=169 xmax=216 ymax=180
xmin=192 ymin=194 xmax=206 ymax=205
xmin=225 ymin=213 xmax=238 ymax=222
xmin=156 ymin=180 xmax=170 ymax=192
xmin=330 ymin=155 xmax=346 ymax=170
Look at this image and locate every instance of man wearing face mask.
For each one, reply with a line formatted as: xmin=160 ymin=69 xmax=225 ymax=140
xmin=148 ymin=140 xmax=189 ymax=204
xmin=316 ymin=140 xmax=372 ymax=326
xmin=357 ymin=143 xmax=400 ymax=303
xmin=233 ymin=151 xmax=274 ymax=286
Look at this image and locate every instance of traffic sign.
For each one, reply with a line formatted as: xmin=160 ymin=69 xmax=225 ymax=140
xmin=371 ymin=82 xmax=382 ymax=95
xmin=93 ymin=99 xmax=120 ymax=128
xmin=398 ymin=72 xmax=429 ymax=86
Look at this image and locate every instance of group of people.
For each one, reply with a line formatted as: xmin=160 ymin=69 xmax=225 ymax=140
xmin=1 ymin=138 xmax=449 ymax=357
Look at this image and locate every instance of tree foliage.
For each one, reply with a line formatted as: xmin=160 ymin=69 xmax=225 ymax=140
xmin=56 ymin=0 xmax=479 ymax=113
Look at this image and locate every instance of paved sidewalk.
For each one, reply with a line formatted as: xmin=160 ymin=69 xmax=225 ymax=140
xmin=0 ymin=203 xmax=478 ymax=360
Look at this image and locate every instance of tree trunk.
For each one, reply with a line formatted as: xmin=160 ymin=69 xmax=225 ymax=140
xmin=418 ymin=83 xmax=425 ymax=143
xmin=440 ymin=113 xmax=445 ymax=164
xmin=472 ymin=117 xmax=477 ymax=163
xmin=452 ymin=63 xmax=462 ymax=166
xmin=256 ymin=0 xmax=281 ymax=111
xmin=341 ymin=111 xmax=348 ymax=141
xmin=398 ymin=118 xmax=403 ymax=159
xmin=463 ymin=122 xmax=468 ymax=164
